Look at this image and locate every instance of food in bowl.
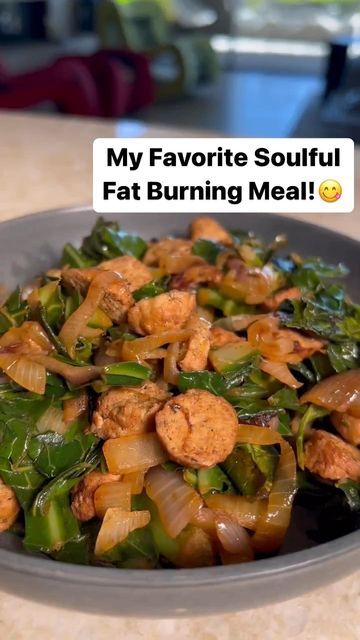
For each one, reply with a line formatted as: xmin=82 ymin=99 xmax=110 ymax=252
xmin=0 ymin=215 xmax=359 ymax=569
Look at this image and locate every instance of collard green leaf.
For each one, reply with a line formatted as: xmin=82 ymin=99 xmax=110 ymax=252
xmin=296 ymin=405 xmax=329 ymax=470
xmin=28 ymin=431 xmax=99 ymax=479
xmin=327 ymin=342 xmax=359 ymax=373
xmin=336 ymin=480 xmax=360 ymax=512
xmin=80 ymin=217 xmax=147 ymax=261
xmin=191 ymin=239 xmax=223 ymax=264
xmin=221 ymin=444 xmax=278 ymax=497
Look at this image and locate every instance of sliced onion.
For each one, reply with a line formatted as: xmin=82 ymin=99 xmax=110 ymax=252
xmin=124 ymin=470 xmax=145 ymax=495
xmin=237 ymin=424 xmax=297 ymax=553
xmin=94 ymin=482 xmax=131 ymax=519
xmin=213 ymin=313 xmax=268 ymax=332
xmin=95 ymin=508 xmax=150 ymax=556
xmin=63 ymin=390 xmax=88 ymax=424
xmin=163 ymin=342 xmax=180 ymax=385
xmin=301 ymin=370 xmax=360 ymax=418
xmin=0 ymin=354 xmax=46 ymax=394
xmin=219 ymin=267 xmax=274 ymax=305
xmin=121 ymin=330 xmax=191 ymax=361
xmin=260 ymin=358 xmax=303 ymax=389
xmin=248 ymin=316 xmax=324 ymax=364
xmin=209 ymin=341 xmax=256 ymax=372
xmin=103 ymin=433 xmax=168 ymax=474
xmin=145 ymin=466 xmax=203 ymax=538
xmin=215 ymin=513 xmax=254 ymax=560
xmin=59 ymin=271 xmax=121 ymax=359
xmin=37 ymin=405 xmax=67 ymax=434
xmin=30 ymin=354 xmax=102 ymax=386
xmin=263 ymin=287 xmax=301 ymax=311
xmin=205 ymin=494 xmax=266 ymax=531
xmin=190 ymin=507 xmax=216 ymax=533
xmin=0 ymin=321 xmax=53 ymax=354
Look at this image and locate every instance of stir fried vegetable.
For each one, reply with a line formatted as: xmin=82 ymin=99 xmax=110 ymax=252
xmin=0 ymin=215 xmax=358 ymax=569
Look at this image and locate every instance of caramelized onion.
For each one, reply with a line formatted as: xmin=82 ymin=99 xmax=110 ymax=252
xmin=205 ymin=494 xmax=266 ymax=531
xmin=301 ymin=370 xmax=360 ymax=418
xmin=215 ymin=513 xmax=254 ymax=560
xmin=121 ymin=330 xmax=191 ymax=361
xmin=124 ymin=471 xmax=145 ymax=495
xmin=248 ymin=316 xmax=324 ymax=364
xmin=237 ymin=424 xmax=297 ymax=553
xmin=0 ymin=354 xmax=46 ymax=394
xmin=163 ymin=342 xmax=180 ymax=385
xmin=95 ymin=508 xmax=150 ymax=556
xmin=63 ymin=390 xmax=88 ymax=424
xmin=59 ymin=271 xmax=121 ymax=358
xmin=37 ymin=405 xmax=67 ymax=434
xmin=30 ymin=354 xmax=102 ymax=385
xmin=145 ymin=466 xmax=203 ymax=538
xmin=103 ymin=433 xmax=168 ymax=474
xmin=213 ymin=313 xmax=268 ymax=332
xmin=0 ymin=321 xmax=53 ymax=354
xmin=94 ymin=482 xmax=131 ymax=519
xmin=219 ymin=265 xmax=276 ymax=305
xmin=260 ymin=358 xmax=303 ymax=389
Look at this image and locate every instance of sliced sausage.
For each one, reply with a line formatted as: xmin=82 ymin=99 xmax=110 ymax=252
xmin=156 ymin=389 xmax=238 ymax=468
xmin=90 ymin=382 xmax=170 ymax=439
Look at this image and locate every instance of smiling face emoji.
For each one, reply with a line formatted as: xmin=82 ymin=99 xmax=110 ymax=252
xmin=319 ymin=179 xmax=342 ymax=203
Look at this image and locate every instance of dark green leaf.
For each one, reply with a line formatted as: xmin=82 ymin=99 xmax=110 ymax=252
xmin=336 ymin=480 xmax=360 ymax=512
xmin=328 ymin=342 xmax=359 ymax=373
xmin=28 ymin=431 xmax=99 ymax=479
xmin=61 ymin=243 xmax=95 ymax=268
xmin=197 ymin=466 xmax=235 ymax=495
xmin=296 ymin=405 xmax=329 ymax=469
xmin=80 ymin=218 xmax=147 ymax=261
xmin=24 ymin=494 xmax=82 ymax=554
xmin=191 ymin=239 xmax=223 ymax=264
xmin=268 ymin=388 xmax=300 ymax=411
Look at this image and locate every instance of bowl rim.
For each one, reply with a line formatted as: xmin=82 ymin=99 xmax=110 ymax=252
xmin=0 ymin=206 xmax=359 ymax=588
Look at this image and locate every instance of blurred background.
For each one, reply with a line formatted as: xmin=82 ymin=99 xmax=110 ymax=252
xmin=0 ymin=0 xmax=359 ymax=139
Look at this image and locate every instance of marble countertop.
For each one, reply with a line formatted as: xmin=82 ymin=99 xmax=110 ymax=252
xmin=0 ymin=110 xmax=359 ymax=639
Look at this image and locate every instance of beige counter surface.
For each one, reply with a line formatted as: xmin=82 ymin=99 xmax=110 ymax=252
xmin=0 ymin=110 xmax=359 ymax=640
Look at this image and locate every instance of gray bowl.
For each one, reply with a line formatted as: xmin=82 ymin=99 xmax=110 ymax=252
xmin=0 ymin=207 xmax=359 ymax=617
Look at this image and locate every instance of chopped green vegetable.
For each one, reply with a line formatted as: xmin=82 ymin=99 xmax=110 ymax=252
xmin=197 ymin=466 xmax=235 ymax=495
xmin=296 ymin=405 xmax=329 ymax=470
xmin=101 ymin=362 xmax=151 ymax=386
xmin=133 ymin=280 xmax=167 ymax=302
xmin=24 ymin=495 xmax=84 ymax=555
xmin=197 ymin=288 xmax=256 ymax=316
xmin=221 ymin=444 xmax=278 ymax=497
xmin=0 ymin=287 xmax=28 ymax=334
xmin=191 ymin=239 xmax=223 ymax=264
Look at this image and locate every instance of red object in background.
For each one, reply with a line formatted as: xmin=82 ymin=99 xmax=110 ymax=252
xmin=0 ymin=50 xmax=154 ymax=117
xmin=65 ymin=50 xmax=155 ymax=117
